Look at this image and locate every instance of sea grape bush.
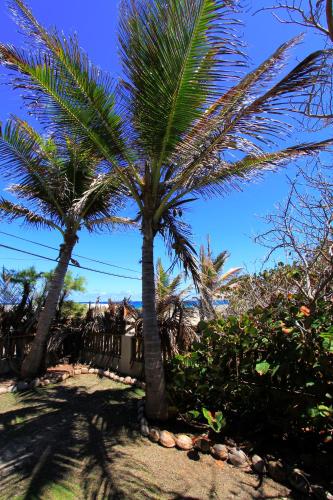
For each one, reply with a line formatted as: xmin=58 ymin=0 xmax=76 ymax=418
xmin=167 ymin=293 xmax=333 ymax=441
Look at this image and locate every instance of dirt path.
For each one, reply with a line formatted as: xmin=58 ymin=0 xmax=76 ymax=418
xmin=0 ymin=375 xmax=290 ymax=499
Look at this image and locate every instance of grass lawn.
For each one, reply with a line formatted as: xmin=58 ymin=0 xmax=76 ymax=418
xmin=0 ymin=375 xmax=290 ymax=499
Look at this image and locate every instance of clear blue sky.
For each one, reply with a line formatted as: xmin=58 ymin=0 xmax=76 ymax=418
xmin=0 ymin=0 xmax=327 ymax=302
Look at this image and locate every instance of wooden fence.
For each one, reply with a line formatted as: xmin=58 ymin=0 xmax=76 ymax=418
xmin=0 ymin=334 xmax=34 ymax=362
xmin=0 ymin=328 xmax=144 ymax=378
xmin=81 ymin=332 xmax=122 ymax=358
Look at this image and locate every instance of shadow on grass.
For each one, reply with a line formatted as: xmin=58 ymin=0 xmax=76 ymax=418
xmin=0 ymin=381 xmax=180 ymax=499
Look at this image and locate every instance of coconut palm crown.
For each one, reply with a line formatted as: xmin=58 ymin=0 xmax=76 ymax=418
xmin=0 ymin=118 xmax=131 ymax=378
xmin=197 ymin=239 xmax=242 ymax=320
xmin=0 ymin=0 xmax=332 ymax=417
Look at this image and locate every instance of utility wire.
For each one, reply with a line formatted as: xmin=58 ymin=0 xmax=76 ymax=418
xmin=0 ymin=229 xmax=140 ymax=275
xmin=0 ymin=243 xmax=142 ymax=281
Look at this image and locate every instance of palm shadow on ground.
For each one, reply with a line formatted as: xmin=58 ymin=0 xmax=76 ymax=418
xmin=0 ymin=378 xmax=182 ymax=499
xmin=0 ymin=376 xmax=292 ymax=500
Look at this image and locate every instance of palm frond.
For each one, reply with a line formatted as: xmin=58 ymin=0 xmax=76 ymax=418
xmin=219 ymin=266 xmax=242 ymax=282
xmin=0 ymin=40 xmax=128 ymax=170
xmin=84 ymin=216 xmax=137 ymax=232
xmin=213 ymin=250 xmax=229 ymax=271
xmin=119 ymin=0 xmax=244 ymax=167
xmin=0 ymin=198 xmax=62 ymax=232
xmin=0 ymin=118 xmax=66 ymax=219
xmin=180 ymin=34 xmax=303 ymax=152
xmin=171 ymin=48 xmax=333 ymax=189
xmin=159 ymin=215 xmax=200 ymax=286
xmin=185 ymin=138 xmax=333 ymax=196
xmin=10 ymin=0 xmax=130 ymax=160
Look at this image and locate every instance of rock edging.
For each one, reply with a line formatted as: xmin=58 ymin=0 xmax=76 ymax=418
xmin=136 ymin=399 xmax=333 ymax=499
xmin=0 ymin=365 xmax=146 ymax=394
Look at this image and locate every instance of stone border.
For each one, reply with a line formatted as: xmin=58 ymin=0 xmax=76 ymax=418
xmin=0 ymin=368 xmax=331 ymax=498
xmin=136 ymin=400 xmax=333 ymax=499
xmin=136 ymin=398 xmax=249 ymax=464
xmin=0 ymin=364 xmax=146 ymax=395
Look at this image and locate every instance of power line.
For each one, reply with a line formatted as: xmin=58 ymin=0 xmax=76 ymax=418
xmin=0 ymin=243 xmax=142 ymax=281
xmin=0 ymin=229 xmax=140 ymax=275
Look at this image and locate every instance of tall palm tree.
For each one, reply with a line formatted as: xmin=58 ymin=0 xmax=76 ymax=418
xmin=1 ymin=0 xmax=332 ymax=418
xmin=197 ymin=239 xmax=241 ymax=320
xmin=0 ymin=118 xmax=131 ymax=378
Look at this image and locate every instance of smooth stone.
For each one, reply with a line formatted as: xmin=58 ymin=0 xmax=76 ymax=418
xmin=131 ymin=378 xmax=137 ymax=384
xmin=124 ymin=376 xmax=132 ymax=384
xmin=74 ymin=369 xmax=82 ymax=375
xmin=228 ymin=448 xmax=249 ymax=467
xmin=252 ymin=454 xmax=266 ymax=474
xmin=7 ymin=385 xmax=16 ymax=392
xmin=30 ymin=378 xmax=41 ymax=388
xmin=119 ymin=377 xmax=125 ymax=383
xmin=88 ymin=368 xmax=95 ymax=374
xmin=104 ymin=370 xmax=111 ymax=378
xmin=62 ymin=373 xmax=70 ymax=381
xmin=43 ymin=379 xmax=50 ymax=385
xmin=140 ymin=417 xmax=148 ymax=427
xmin=312 ymin=485 xmax=333 ymax=500
xmin=149 ymin=428 xmax=160 ymax=443
xmin=93 ymin=368 xmax=99 ymax=374
xmin=267 ymin=460 xmax=288 ymax=484
xmin=194 ymin=437 xmax=211 ymax=453
xmin=81 ymin=367 xmax=89 ymax=374
xmin=141 ymin=424 xmax=150 ymax=437
xmin=159 ymin=430 xmax=176 ymax=448
xmin=288 ymin=468 xmax=311 ymax=495
xmin=211 ymin=444 xmax=229 ymax=461
xmin=0 ymin=387 xmax=8 ymax=394
xmin=16 ymin=381 xmax=29 ymax=391
xmin=176 ymin=434 xmax=193 ymax=451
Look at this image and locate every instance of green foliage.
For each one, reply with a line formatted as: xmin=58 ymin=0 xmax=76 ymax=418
xmin=60 ymin=301 xmax=87 ymax=319
xmin=167 ymin=293 xmax=333 ymax=439
xmin=202 ymin=408 xmax=226 ymax=433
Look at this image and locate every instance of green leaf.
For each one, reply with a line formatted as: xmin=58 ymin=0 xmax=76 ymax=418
xmin=255 ymin=361 xmax=270 ymax=376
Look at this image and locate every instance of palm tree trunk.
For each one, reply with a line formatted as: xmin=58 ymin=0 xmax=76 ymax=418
xmin=21 ymin=231 xmax=77 ymax=379
xmin=142 ymin=217 xmax=168 ymax=420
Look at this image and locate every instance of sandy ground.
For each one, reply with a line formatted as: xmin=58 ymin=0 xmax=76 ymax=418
xmin=0 ymin=375 xmax=290 ymax=499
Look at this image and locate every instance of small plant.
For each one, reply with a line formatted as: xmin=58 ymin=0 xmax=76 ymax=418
xmin=188 ymin=408 xmax=226 ymax=433
xmin=202 ymin=408 xmax=226 ymax=433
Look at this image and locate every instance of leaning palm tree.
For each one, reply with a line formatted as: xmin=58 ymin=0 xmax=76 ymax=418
xmin=0 ymin=118 xmax=131 ymax=378
xmin=197 ymin=239 xmax=241 ymax=321
xmin=1 ymin=0 xmax=332 ymax=418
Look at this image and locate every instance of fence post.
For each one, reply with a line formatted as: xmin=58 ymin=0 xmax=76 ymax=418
xmin=119 ymin=335 xmax=133 ymax=374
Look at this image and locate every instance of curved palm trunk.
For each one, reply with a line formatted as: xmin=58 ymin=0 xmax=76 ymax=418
xmin=142 ymin=218 xmax=168 ymax=420
xmin=21 ymin=231 xmax=77 ymax=379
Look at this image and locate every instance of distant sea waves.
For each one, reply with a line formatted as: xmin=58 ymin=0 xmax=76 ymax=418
xmin=80 ymin=300 xmax=228 ymax=309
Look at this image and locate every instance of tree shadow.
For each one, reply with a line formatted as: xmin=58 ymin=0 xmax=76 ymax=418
xmin=0 ymin=382 xmax=181 ymax=499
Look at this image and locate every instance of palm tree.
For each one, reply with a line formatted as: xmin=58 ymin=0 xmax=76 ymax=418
xmin=0 ymin=118 xmax=132 ymax=378
xmin=197 ymin=239 xmax=241 ymax=321
xmin=4 ymin=266 xmax=42 ymax=319
xmin=156 ymin=259 xmax=185 ymax=302
xmin=1 ymin=0 xmax=332 ymax=418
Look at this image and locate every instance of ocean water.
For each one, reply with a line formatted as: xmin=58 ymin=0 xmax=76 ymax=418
xmin=81 ymin=300 xmax=228 ymax=309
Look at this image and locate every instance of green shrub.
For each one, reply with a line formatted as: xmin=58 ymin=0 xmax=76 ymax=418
xmin=166 ymin=294 xmax=333 ymax=440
